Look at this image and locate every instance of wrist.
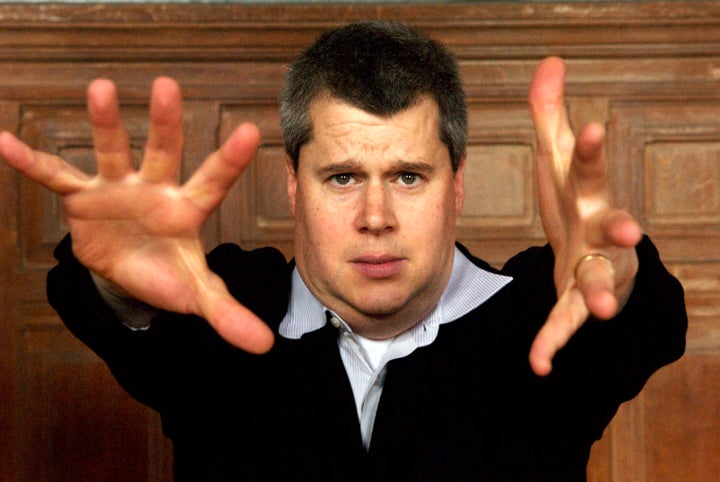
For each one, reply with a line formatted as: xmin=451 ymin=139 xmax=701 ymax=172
xmin=90 ymin=271 xmax=157 ymax=329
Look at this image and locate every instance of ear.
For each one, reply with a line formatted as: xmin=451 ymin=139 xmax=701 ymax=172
xmin=454 ymin=156 xmax=466 ymax=216
xmin=286 ymin=155 xmax=298 ymax=217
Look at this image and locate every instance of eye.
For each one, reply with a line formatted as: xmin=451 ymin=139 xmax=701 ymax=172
xmin=398 ymin=172 xmax=421 ymax=186
xmin=330 ymin=173 xmax=354 ymax=186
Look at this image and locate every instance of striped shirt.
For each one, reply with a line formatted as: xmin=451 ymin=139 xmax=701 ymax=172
xmin=279 ymin=247 xmax=512 ymax=450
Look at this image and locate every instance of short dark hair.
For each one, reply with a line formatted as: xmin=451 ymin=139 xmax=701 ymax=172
xmin=280 ymin=21 xmax=467 ymax=172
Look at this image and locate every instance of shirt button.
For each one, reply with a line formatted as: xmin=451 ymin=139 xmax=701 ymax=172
xmin=330 ymin=316 xmax=342 ymax=329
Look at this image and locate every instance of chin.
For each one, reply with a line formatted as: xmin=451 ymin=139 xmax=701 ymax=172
xmin=353 ymin=303 xmax=401 ymax=319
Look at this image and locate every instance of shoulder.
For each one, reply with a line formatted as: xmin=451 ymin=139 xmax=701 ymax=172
xmin=456 ymin=241 xmax=556 ymax=301
xmin=456 ymin=241 xmax=554 ymax=279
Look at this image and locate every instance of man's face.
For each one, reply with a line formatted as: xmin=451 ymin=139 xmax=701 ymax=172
xmin=287 ymin=95 xmax=465 ymax=339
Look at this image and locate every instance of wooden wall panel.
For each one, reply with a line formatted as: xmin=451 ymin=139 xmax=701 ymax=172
xmin=182 ymin=101 xmax=225 ymax=248
xmin=220 ymin=103 xmax=294 ymax=258
xmin=459 ymin=101 xmax=542 ymax=265
xmin=0 ymin=100 xmax=20 ymax=479
xmin=0 ymin=2 xmax=717 ymax=481
xmin=607 ymin=102 xmax=720 ymax=244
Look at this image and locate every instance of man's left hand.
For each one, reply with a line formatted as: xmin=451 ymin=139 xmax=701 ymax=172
xmin=527 ymin=57 xmax=643 ymax=376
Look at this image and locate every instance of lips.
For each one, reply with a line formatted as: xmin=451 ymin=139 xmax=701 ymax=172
xmin=351 ymin=254 xmax=405 ymax=279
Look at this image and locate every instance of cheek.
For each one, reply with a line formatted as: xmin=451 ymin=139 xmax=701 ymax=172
xmin=410 ymin=191 xmax=458 ymax=235
xmin=295 ymin=193 xmax=342 ymax=256
xmin=304 ymin=198 xmax=337 ymax=233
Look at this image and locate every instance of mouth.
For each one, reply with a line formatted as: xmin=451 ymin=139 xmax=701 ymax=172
xmin=350 ymin=255 xmax=405 ymax=279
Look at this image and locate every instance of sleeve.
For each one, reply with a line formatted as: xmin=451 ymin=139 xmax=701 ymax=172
xmin=46 ymin=234 xmax=290 ymax=415
xmin=502 ymin=235 xmax=687 ymax=446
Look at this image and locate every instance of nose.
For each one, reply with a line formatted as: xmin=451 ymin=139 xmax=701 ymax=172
xmin=357 ymin=181 xmax=396 ymax=234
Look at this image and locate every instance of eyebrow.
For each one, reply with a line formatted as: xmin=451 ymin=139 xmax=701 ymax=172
xmin=317 ymin=160 xmax=364 ymax=176
xmin=393 ymin=160 xmax=435 ymax=174
xmin=317 ymin=159 xmax=435 ymax=176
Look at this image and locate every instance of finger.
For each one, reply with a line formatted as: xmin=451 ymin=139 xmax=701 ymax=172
xmin=206 ymin=295 xmax=275 ymax=354
xmin=140 ymin=77 xmax=184 ymax=183
xmin=529 ymin=57 xmax=575 ymax=244
xmin=586 ymin=209 xmax=643 ymax=248
xmin=87 ymin=79 xmax=134 ymax=179
xmin=583 ymin=210 xmax=641 ymax=312
xmin=575 ymin=254 xmax=617 ymax=320
xmin=574 ymin=121 xmax=605 ymax=164
xmin=569 ymin=122 xmax=612 ymax=234
xmin=196 ymin=273 xmax=275 ymax=354
xmin=529 ymin=287 xmax=589 ymax=376
xmin=0 ymin=131 xmax=90 ymax=194
xmin=571 ymin=122 xmax=607 ymax=197
xmin=183 ymin=122 xmax=260 ymax=213
xmin=528 ymin=56 xmax=574 ymax=164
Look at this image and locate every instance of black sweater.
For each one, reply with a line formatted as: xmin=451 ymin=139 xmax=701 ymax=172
xmin=47 ymin=236 xmax=687 ymax=481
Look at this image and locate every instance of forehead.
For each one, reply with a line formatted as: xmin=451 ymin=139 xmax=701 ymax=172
xmin=304 ymin=95 xmax=445 ymax=159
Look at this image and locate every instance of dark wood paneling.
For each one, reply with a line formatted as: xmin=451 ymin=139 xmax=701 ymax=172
xmin=0 ymin=3 xmax=716 ymax=481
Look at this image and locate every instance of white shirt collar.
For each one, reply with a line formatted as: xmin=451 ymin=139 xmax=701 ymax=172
xmin=279 ymin=246 xmax=512 ymax=345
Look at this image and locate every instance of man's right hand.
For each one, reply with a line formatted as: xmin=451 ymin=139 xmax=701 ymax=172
xmin=0 ymin=76 xmax=274 ymax=354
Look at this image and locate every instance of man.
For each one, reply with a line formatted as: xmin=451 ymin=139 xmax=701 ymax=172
xmin=0 ymin=21 xmax=686 ymax=481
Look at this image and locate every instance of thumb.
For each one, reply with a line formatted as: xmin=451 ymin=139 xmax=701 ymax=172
xmin=197 ymin=275 xmax=275 ymax=354
xmin=529 ymin=287 xmax=588 ymax=376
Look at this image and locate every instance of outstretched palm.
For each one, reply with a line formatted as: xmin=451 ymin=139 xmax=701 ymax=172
xmin=0 ymin=77 xmax=274 ymax=353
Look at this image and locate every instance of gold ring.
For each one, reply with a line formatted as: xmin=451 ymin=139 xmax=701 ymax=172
xmin=574 ymin=253 xmax=613 ymax=279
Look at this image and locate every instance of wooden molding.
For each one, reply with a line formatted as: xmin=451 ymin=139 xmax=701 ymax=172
xmin=0 ymin=2 xmax=719 ymax=62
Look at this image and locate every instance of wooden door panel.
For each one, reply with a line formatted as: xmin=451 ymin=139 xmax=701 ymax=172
xmin=18 ymin=105 xmax=148 ymax=265
xmin=7 ymin=100 xmax=172 ymax=481
xmin=598 ymin=100 xmax=720 ymax=481
xmin=641 ymin=356 xmax=720 ymax=481
xmin=17 ymin=326 xmax=152 ymax=482
xmin=599 ymin=357 xmax=720 ymax=481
